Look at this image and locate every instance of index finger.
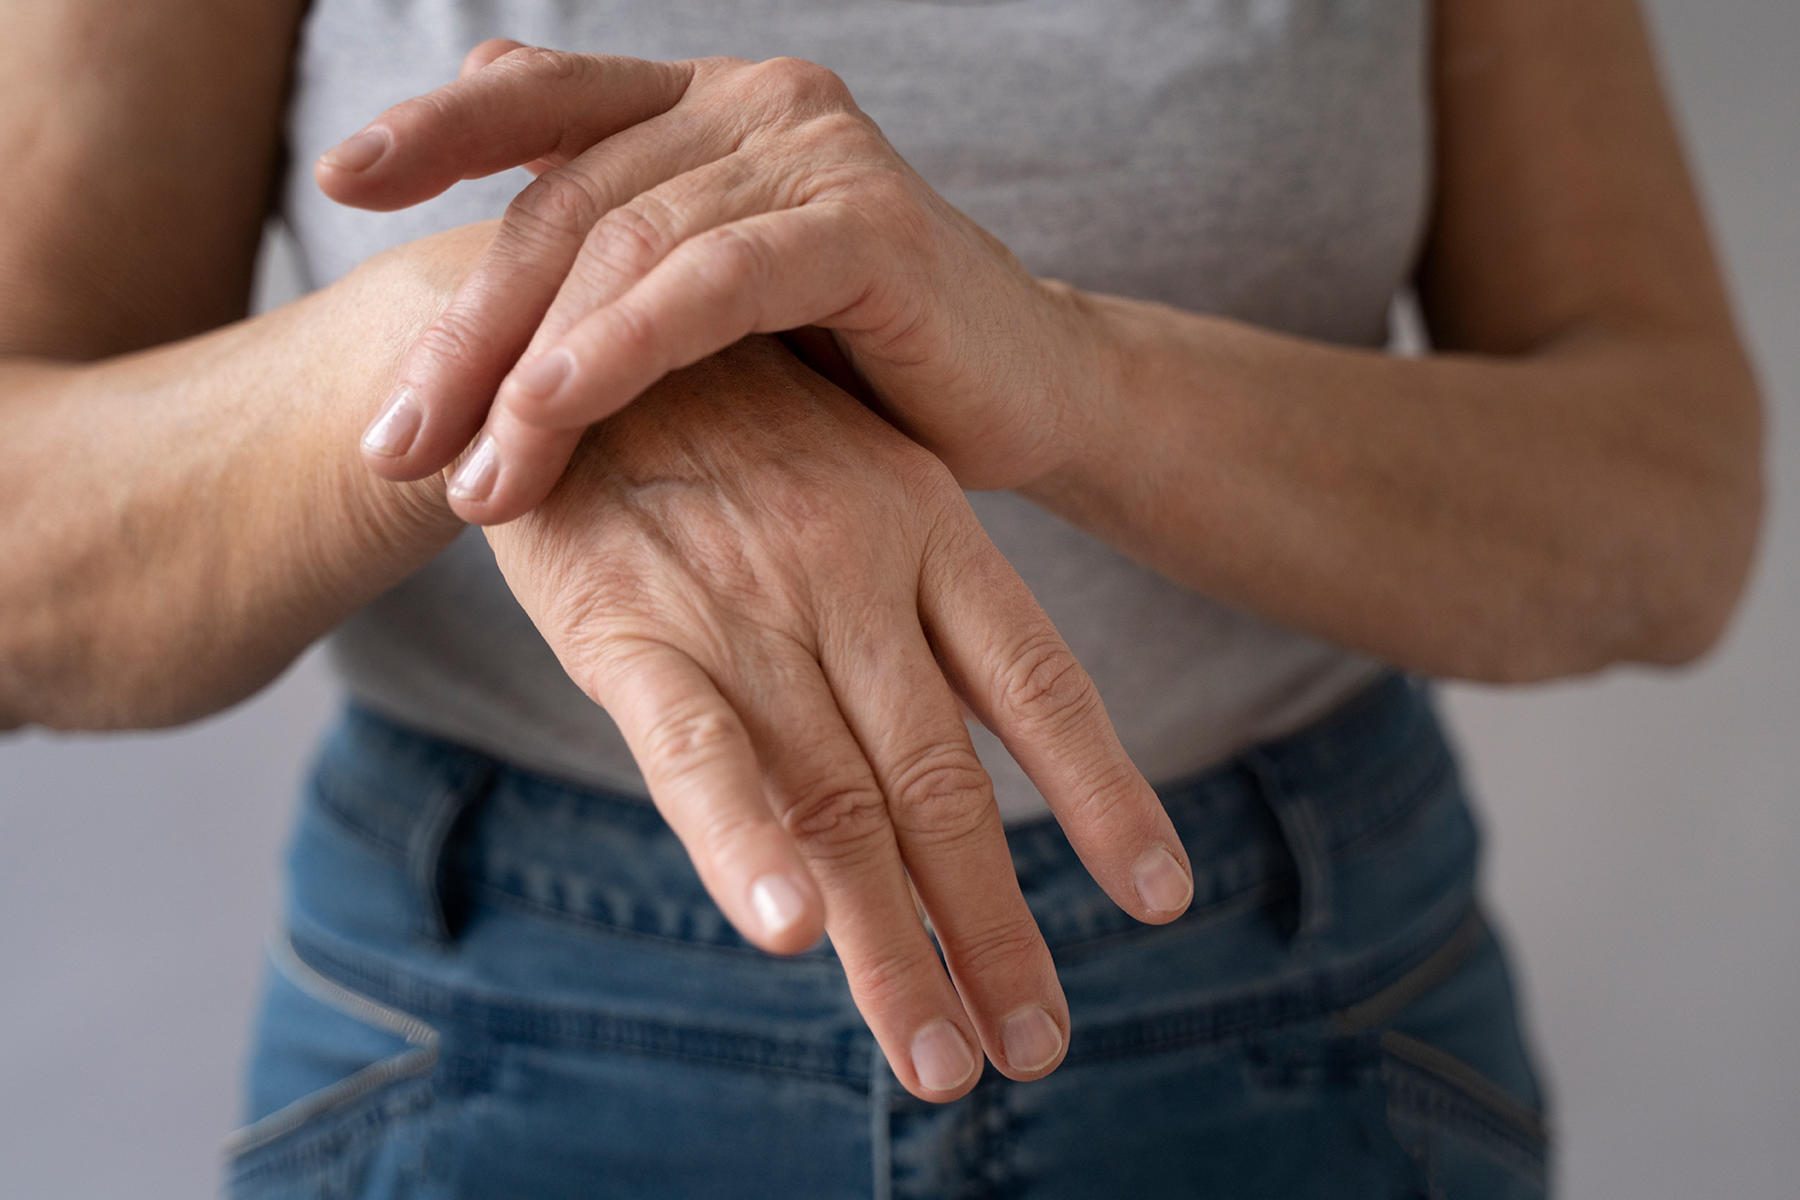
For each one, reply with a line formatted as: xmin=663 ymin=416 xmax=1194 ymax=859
xmin=316 ymin=47 xmax=695 ymax=211
xmin=585 ymin=638 xmax=826 ymax=956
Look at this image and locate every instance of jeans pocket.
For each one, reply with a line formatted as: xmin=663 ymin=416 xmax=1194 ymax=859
xmin=1379 ymin=1029 xmax=1549 ymax=1197
xmin=223 ymin=936 xmax=442 ymax=1199
xmin=1335 ymin=909 xmax=1552 ymax=1198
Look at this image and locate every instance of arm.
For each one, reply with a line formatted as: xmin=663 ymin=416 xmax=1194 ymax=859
xmin=0 ymin=0 xmax=472 ymax=731
xmin=1028 ymin=0 xmax=1764 ymax=682
xmin=327 ymin=0 xmax=1763 ymax=685
xmin=0 ymin=246 xmax=467 ymax=731
xmin=7 ymin=217 xmax=1198 ymax=1100
xmin=0 ymin=8 xmax=1191 ymax=1098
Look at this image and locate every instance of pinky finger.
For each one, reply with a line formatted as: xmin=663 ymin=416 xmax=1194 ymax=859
xmin=590 ymin=640 xmax=826 ymax=954
xmin=919 ymin=533 xmax=1194 ymax=926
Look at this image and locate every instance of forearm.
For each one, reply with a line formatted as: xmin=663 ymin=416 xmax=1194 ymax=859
xmin=1029 ymin=296 xmax=1764 ymax=682
xmin=0 ymin=256 xmax=468 ymax=731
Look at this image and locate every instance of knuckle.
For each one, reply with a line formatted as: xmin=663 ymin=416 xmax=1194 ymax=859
xmin=643 ymin=703 xmax=747 ymax=780
xmin=507 ymin=170 xmax=603 ymax=242
xmin=793 ymin=108 xmax=875 ymax=148
xmin=691 ymin=223 xmax=770 ymax=291
xmin=585 ymin=197 xmax=677 ymax=278
xmin=411 ymin=304 xmax=485 ymax=368
xmin=885 ymin=742 xmax=993 ymax=843
xmin=998 ymin=632 xmax=1100 ymax=732
xmin=461 ymin=38 xmax=521 ymax=75
xmin=527 ymin=565 xmax=651 ymax=668
xmin=791 ymin=110 xmax=883 ymax=166
xmin=950 ymin=916 xmax=1045 ymax=981
xmin=889 ymin=443 xmax=961 ymax=510
xmin=495 ymin=44 xmax=583 ymax=84
xmin=1060 ymin=758 xmax=1148 ymax=831
xmin=847 ymin=943 xmax=931 ymax=1015
xmin=780 ymin=779 xmax=889 ymax=859
xmin=786 ymin=120 xmax=889 ymax=203
xmin=754 ymin=56 xmax=853 ymax=108
xmin=691 ymin=804 xmax=772 ymax=865
xmin=599 ymin=299 xmax=660 ymax=365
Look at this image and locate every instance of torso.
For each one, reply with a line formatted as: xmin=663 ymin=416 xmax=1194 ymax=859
xmin=283 ymin=0 xmax=1431 ymax=820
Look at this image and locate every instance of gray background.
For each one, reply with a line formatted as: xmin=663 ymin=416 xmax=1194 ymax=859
xmin=2 ymin=3 xmax=1794 ymax=1195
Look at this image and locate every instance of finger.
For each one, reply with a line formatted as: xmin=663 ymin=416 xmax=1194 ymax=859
xmin=459 ymin=38 xmax=526 ymax=79
xmin=735 ymin=650 xmax=982 ymax=1102
xmin=921 ymin=528 xmax=1195 ymax=925
xmin=819 ymin=608 xmax=1068 ymax=1081
xmin=586 ymin=639 xmax=825 ymax=955
xmin=316 ymin=48 xmax=696 ymax=210
xmin=359 ymin=112 xmax=737 ymax=483
xmin=441 ymin=408 xmax=587 ymax=525
xmin=521 ymin=151 xmax=778 ymax=362
xmin=445 ymin=154 xmax=770 ymax=520
xmin=458 ymin=40 xmax=558 ymax=176
xmin=500 ymin=204 xmax=880 ymax=432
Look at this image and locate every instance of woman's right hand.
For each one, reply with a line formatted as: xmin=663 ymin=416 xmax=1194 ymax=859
xmin=483 ymin=335 xmax=1193 ymax=1101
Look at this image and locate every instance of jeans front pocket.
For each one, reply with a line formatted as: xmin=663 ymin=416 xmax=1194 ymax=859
xmin=1379 ymin=1028 xmax=1549 ymax=1198
xmin=1335 ymin=909 xmax=1552 ymax=1198
xmin=224 ymin=936 xmax=444 ymax=1199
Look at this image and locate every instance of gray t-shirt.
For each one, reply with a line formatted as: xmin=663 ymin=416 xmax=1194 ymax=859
xmin=282 ymin=0 xmax=1429 ymax=821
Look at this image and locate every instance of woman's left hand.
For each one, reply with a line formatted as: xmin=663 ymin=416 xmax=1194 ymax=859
xmin=321 ymin=41 xmax=1107 ymax=523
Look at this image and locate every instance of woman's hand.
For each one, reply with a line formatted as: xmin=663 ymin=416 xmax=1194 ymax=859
xmin=484 ymin=335 xmax=1192 ymax=1100
xmin=321 ymin=43 xmax=1104 ymax=523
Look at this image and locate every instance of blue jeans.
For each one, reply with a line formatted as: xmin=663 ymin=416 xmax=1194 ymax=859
xmin=227 ymin=674 xmax=1550 ymax=1198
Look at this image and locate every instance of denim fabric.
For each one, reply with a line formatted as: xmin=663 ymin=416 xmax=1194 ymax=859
xmin=226 ymin=674 xmax=1551 ymax=1198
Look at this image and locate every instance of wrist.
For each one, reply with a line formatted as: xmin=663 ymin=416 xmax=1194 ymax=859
xmin=317 ymin=389 xmax=463 ymax=588
xmin=1024 ymin=282 xmax=1143 ymax=507
xmin=307 ymin=287 xmax=465 ymax=568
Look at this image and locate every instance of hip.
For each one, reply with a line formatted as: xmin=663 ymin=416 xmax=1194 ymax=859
xmin=228 ymin=673 xmax=1551 ymax=1198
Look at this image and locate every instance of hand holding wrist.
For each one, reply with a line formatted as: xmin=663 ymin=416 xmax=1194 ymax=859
xmin=319 ymin=47 xmax=1129 ymax=510
xmin=320 ymin=225 xmax=508 ymax=556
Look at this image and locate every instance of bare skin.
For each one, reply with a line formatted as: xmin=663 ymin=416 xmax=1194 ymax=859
xmin=491 ymin=332 xmax=1198 ymax=1095
xmin=0 ymin=6 xmax=1187 ymax=1101
xmin=331 ymin=0 xmax=1763 ymax=680
xmin=0 ymin=0 xmax=1765 ymax=1100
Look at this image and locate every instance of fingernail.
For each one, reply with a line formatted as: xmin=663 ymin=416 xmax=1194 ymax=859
xmin=910 ymin=1020 xmax=978 ymax=1093
xmin=509 ymin=348 xmax=574 ymax=400
xmin=321 ymin=127 xmax=391 ymax=172
xmin=361 ymin=388 xmax=421 ymax=457
xmin=448 ymin=436 xmax=499 ymax=502
xmin=1001 ymin=1006 xmax=1065 ymax=1073
xmin=1132 ymin=845 xmax=1193 ymax=914
xmin=749 ymin=874 xmax=809 ymax=940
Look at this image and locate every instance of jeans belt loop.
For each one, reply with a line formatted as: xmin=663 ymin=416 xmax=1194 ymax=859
xmin=1241 ymin=749 xmax=1335 ymax=944
xmin=404 ymin=762 xmax=496 ymax=945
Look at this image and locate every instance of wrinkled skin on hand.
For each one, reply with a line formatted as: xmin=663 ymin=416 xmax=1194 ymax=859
xmin=327 ymin=44 xmax=1111 ymax=522
xmin=483 ymin=336 xmax=1192 ymax=1101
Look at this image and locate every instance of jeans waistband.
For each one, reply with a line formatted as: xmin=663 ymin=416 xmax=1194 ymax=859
xmin=306 ymin=672 xmax=1453 ymax=954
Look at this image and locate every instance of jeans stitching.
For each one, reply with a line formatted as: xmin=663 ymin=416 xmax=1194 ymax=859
xmin=286 ymin=930 xmax=871 ymax=1089
xmin=1381 ymin=1049 xmax=1550 ymax=1183
xmin=312 ymin=678 xmax=1449 ymax=955
xmin=224 ymin=937 xmax=443 ymax=1182
xmin=1063 ymin=893 xmax=1476 ymax=1065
